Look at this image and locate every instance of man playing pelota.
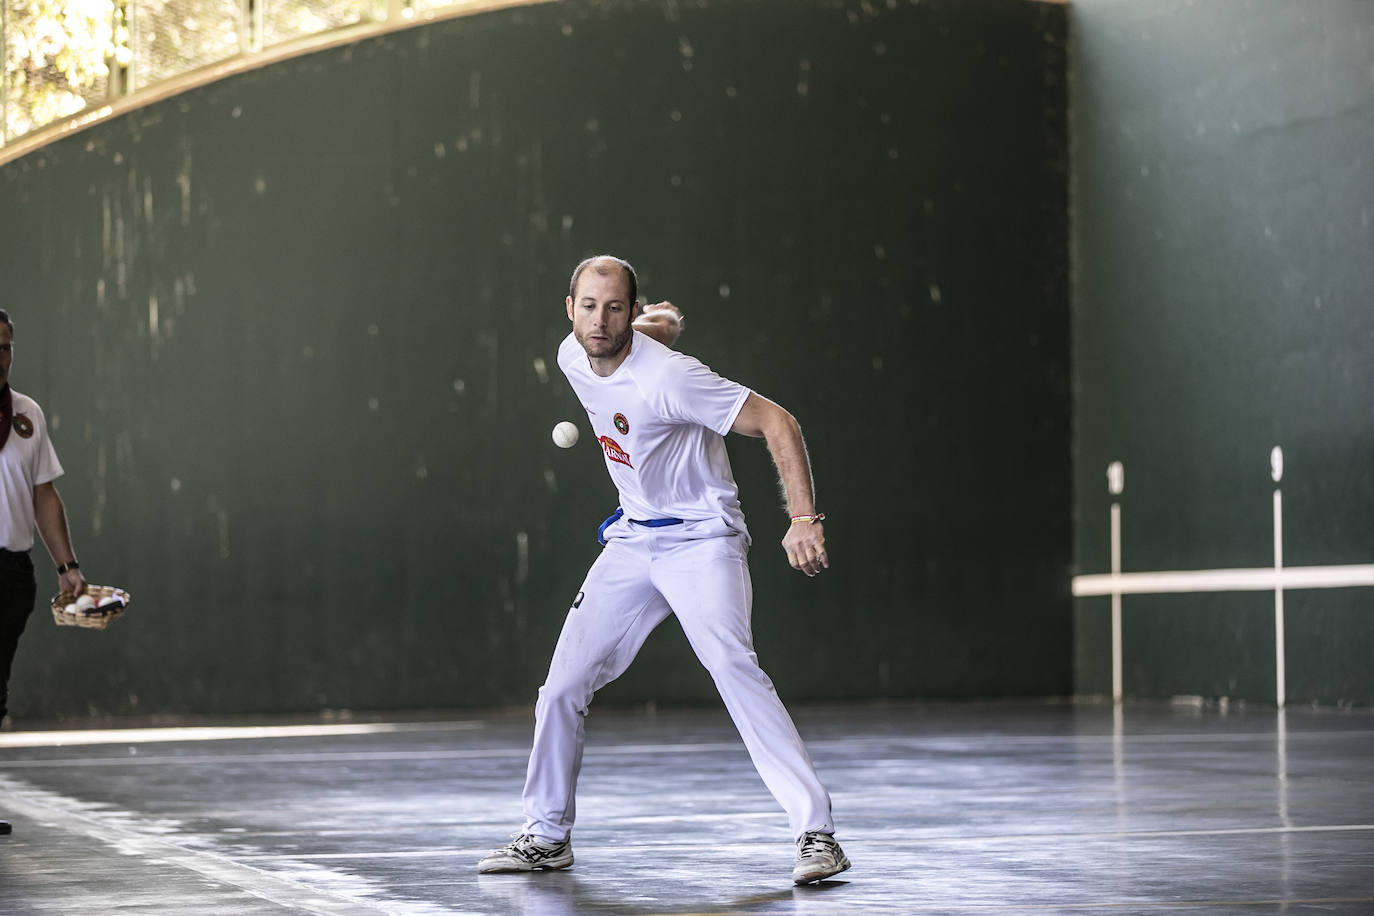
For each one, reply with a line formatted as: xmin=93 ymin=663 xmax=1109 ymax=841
xmin=478 ymin=256 xmax=849 ymax=884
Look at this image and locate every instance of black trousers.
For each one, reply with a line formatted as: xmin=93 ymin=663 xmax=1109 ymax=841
xmin=0 ymin=549 xmax=37 ymax=723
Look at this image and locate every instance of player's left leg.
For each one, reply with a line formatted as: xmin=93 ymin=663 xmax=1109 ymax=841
xmin=0 ymin=550 xmax=37 ymax=728
xmin=0 ymin=551 xmax=36 ymax=837
xmin=650 ymin=526 xmax=840 ymax=857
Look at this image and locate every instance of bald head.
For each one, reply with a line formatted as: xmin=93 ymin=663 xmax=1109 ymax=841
xmin=569 ymin=255 xmax=638 ymax=307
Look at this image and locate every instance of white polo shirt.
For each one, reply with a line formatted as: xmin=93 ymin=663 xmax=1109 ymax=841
xmin=558 ymin=330 xmax=752 ymax=543
xmin=0 ymin=390 xmax=63 ymax=552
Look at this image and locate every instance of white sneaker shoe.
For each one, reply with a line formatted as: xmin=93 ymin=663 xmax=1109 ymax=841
xmin=792 ymin=831 xmax=851 ymax=884
xmin=477 ymin=833 xmax=574 ymax=873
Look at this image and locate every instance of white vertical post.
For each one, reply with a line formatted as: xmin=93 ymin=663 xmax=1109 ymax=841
xmin=1111 ymin=502 xmax=1122 ymax=703
xmin=1271 ymin=446 xmax=1285 ymax=710
xmin=1273 ymin=489 xmax=1285 ymax=709
xmin=1276 ymin=706 xmax=1290 ymax=827
xmin=1111 ymin=699 xmax=1125 ymax=813
xmin=1106 ymin=461 xmax=1125 ymax=705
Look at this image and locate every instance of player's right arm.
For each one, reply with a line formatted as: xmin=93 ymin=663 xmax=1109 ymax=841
xmin=730 ymin=393 xmax=828 ymax=578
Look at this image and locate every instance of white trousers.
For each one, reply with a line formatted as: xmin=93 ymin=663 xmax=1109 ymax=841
xmin=521 ymin=517 xmax=834 ymax=843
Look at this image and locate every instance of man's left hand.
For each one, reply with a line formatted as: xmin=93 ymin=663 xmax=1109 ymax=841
xmin=783 ymin=520 xmax=828 ymax=578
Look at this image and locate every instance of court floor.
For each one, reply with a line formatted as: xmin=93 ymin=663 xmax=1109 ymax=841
xmin=1 ymin=700 xmax=1372 ymax=914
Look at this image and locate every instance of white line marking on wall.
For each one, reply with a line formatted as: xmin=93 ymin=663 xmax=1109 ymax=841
xmin=1071 ymin=563 xmax=1374 ymax=596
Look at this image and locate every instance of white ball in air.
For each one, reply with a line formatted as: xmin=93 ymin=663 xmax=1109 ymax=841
xmin=552 ymin=421 xmax=580 ymax=449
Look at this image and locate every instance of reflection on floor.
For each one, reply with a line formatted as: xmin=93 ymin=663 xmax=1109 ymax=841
xmin=2 ymin=701 xmax=1372 ymax=914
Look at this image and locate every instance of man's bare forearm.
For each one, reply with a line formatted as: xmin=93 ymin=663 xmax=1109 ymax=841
xmin=760 ymin=409 xmax=817 ymax=518
xmin=35 ymin=482 xmax=87 ymax=594
xmin=762 ymin=408 xmax=827 ymax=576
xmin=33 ymin=483 xmax=76 ymax=567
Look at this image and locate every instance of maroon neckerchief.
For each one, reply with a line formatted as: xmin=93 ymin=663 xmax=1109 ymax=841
xmin=0 ymin=385 xmax=11 ymax=454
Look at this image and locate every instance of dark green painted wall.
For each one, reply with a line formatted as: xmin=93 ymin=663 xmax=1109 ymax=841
xmin=1071 ymin=0 xmax=1374 ymax=704
xmin=1 ymin=0 xmax=1070 ymax=720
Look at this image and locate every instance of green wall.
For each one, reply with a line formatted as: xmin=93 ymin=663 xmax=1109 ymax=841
xmin=1 ymin=0 xmax=1070 ymax=720
xmin=1071 ymin=0 xmax=1374 ymax=704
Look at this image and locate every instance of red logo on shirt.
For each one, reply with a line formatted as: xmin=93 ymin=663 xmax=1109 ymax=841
xmin=12 ymin=414 xmax=33 ymax=439
xmin=598 ymin=435 xmax=634 ymax=469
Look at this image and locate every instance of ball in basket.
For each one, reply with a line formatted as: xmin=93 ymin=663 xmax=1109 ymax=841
xmin=51 ymin=584 xmax=131 ymax=630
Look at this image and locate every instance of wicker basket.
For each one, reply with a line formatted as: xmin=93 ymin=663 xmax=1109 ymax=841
xmin=51 ymin=585 xmax=131 ymax=630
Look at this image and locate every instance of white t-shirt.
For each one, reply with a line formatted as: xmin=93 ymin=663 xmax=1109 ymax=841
xmin=558 ymin=330 xmax=752 ymax=542
xmin=0 ymin=390 xmax=64 ymax=552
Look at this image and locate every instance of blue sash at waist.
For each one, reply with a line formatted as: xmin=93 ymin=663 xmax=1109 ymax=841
xmin=596 ymin=508 xmax=686 ymax=545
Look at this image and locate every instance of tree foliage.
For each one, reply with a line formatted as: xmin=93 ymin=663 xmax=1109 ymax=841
xmin=3 ymin=0 xmax=378 ymax=142
xmin=4 ymin=0 xmax=127 ymax=139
